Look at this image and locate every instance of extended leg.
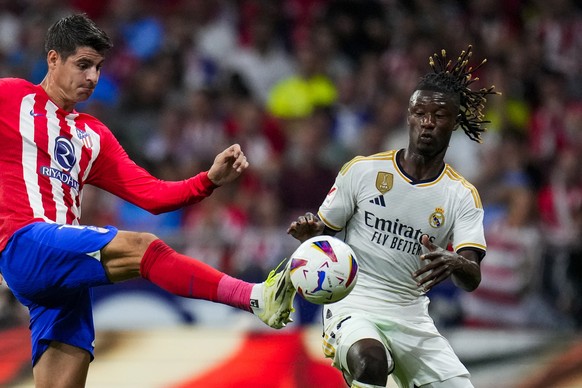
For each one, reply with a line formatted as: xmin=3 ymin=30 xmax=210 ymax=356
xmin=101 ymin=231 xmax=295 ymax=328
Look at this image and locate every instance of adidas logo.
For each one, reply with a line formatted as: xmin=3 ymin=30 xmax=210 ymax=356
xmin=369 ymin=195 xmax=386 ymax=207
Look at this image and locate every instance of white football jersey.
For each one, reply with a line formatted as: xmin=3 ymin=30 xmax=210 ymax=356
xmin=318 ymin=149 xmax=486 ymax=317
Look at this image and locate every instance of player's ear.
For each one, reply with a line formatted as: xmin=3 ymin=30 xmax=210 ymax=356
xmin=46 ymin=50 xmax=59 ymax=68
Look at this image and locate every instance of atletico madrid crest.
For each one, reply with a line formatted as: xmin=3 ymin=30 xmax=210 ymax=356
xmin=75 ymin=127 xmax=93 ymax=149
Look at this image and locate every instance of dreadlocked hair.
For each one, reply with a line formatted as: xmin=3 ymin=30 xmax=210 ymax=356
xmin=416 ymin=45 xmax=499 ymax=143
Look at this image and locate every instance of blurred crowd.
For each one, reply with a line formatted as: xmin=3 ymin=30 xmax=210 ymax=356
xmin=0 ymin=0 xmax=581 ymax=330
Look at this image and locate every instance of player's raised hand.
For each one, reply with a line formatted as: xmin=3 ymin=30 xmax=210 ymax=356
xmin=413 ymin=234 xmax=481 ymax=292
xmin=287 ymin=212 xmax=325 ymax=243
xmin=207 ymin=144 xmax=249 ymax=186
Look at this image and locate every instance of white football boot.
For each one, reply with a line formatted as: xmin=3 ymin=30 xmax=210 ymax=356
xmin=251 ymin=258 xmax=296 ymax=329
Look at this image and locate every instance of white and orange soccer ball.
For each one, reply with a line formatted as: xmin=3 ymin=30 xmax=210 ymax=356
xmin=289 ymin=235 xmax=359 ymax=304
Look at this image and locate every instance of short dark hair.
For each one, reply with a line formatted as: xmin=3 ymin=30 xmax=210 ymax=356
xmin=45 ymin=13 xmax=113 ymax=60
xmin=416 ymin=45 xmax=499 ymax=143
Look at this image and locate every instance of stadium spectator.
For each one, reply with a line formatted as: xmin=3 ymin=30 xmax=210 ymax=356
xmin=225 ymin=13 xmax=294 ymax=105
xmin=538 ymin=147 xmax=582 ymax=327
xmin=267 ymin=39 xmax=337 ymax=120
xmin=277 ymin=110 xmax=338 ymax=220
xmin=460 ymin=182 xmax=567 ymax=329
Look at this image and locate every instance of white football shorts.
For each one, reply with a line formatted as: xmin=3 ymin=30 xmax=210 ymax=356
xmin=321 ymin=309 xmax=471 ymax=387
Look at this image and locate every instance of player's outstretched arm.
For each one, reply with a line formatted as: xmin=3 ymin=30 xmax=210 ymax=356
xmin=413 ymin=234 xmax=482 ymax=292
xmin=287 ymin=212 xmax=327 ymax=243
xmin=207 ymin=144 xmax=249 ymax=186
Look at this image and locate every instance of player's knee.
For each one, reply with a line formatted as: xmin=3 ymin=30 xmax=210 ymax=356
xmin=104 ymin=231 xmax=159 ymax=257
xmin=101 ymin=231 xmax=160 ymax=282
xmin=347 ymin=339 xmax=389 ymax=385
xmin=115 ymin=231 xmax=159 ymax=255
xmin=132 ymin=232 xmax=159 ymax=254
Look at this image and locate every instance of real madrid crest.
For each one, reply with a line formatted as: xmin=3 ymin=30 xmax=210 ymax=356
xmin=429 ymin=207 xmax=445 ymax=228
xmin=375 ymin=172 xmax=393 ymax=194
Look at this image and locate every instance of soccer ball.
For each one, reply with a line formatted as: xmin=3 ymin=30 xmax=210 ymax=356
xmin=289 ymin=235 xmax=359 ymax=304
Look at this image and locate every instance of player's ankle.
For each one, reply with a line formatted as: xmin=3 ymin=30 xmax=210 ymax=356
xmin=249 ymin=283 xmax=264 ymax=315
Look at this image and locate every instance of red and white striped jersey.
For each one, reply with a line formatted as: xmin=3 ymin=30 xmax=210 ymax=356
xmin=0 ymin=78 xmax=216 ymax=251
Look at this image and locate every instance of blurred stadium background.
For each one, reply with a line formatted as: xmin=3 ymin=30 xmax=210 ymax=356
xmin=1 ymin=0 xmax=582 ymax=387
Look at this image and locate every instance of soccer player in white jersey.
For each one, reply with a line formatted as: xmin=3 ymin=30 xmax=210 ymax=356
xmin=288 ymin=47 xmax=498 ymax=388
xmin=0 ymin=14 xmax=296 ymax=388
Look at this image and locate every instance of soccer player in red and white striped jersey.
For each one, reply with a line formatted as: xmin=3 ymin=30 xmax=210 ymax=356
xmin=0 ymin=14 xmax=296 ymax=388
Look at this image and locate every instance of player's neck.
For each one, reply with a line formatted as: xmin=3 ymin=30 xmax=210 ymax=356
xmin=399 ymin=149 xmax=445 ymax=181
xmin=39 ymin=76 xmax=75 ymax=112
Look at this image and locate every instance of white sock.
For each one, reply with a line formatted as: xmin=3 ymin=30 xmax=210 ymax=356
xmin=249 ymin=283 xmax=264 ymax=315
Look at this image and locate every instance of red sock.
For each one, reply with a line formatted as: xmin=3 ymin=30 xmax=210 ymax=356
xmin=140 ymin=239 xmax=253 ymax=311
